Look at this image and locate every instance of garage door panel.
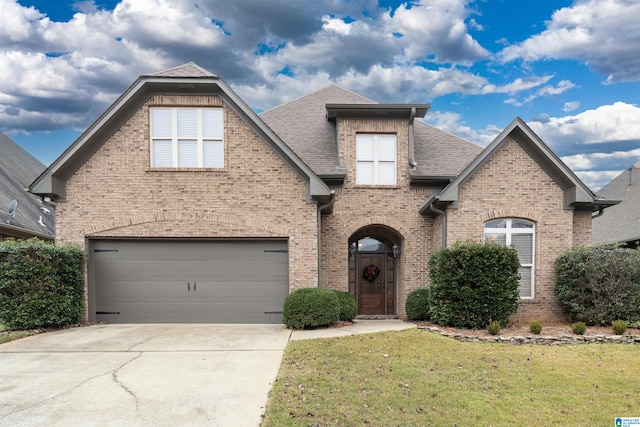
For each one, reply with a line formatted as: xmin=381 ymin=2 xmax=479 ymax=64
xmin=92 ymin=240 xmax=289 ymax=324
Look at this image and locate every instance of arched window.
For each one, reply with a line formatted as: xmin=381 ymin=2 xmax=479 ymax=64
xmin=484 ymin=218 xmax=535 ymax=299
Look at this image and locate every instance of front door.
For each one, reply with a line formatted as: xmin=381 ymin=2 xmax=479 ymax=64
xmin=357 ymin=254 xmax=386 ymax=315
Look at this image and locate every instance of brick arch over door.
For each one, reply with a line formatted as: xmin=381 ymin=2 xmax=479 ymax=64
xmin=348 ymin=224 xmax=404 ymax=317
xmin=341 ymin=216 xmax=410 ymax=242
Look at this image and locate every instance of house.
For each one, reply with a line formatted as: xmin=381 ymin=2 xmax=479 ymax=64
xmin=593 ymin=160 xmax=640 ymax=248
xmin=29 ymin=62 xmax=615 ymax=324
xmin=0 ymin=132 xmax=54 ymax=241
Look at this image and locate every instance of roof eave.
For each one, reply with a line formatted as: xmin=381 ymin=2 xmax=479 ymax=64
xmin=326 ymin=103 xmax=430 ymax=120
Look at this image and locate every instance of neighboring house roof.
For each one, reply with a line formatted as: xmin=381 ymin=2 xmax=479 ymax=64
xmin=29 ymin=62 xmax=332 ymax=203
xmin=420 ymin=117 xmax=617 ymax=214
xmin=592 ymin=160 xmax=640 ymax=246
xmin=0 ymin=132 xmax=54 ymax=239
xmin=259 ymin=85 xmax=482 ymax=180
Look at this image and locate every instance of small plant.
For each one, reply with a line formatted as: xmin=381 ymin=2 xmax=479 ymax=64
xmin=405 ymin=288 xmax=431 ymax=321
xmin=529 ymin=320 xmax=542 ymax=335
xmin=612 ymin=320 xmax=628 ymax=335
xmin=571 ymin=321 xmax=587 ymax=335
xmin=487 ymin=320 xmax=501 ymax=335
xmin=283 ymin=288 xmax=340 ymax=329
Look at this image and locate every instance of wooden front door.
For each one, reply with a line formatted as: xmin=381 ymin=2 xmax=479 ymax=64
xmin=357 ymin=254 xmax=386 ymax=315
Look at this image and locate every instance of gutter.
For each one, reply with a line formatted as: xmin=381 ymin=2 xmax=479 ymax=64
xmin=428 ymin=204 xmax=447 ymax=248
xmin=317 ymin=191 xmax=336 ymax=288
xmin=408 ymin=107 xmax=418 ymax=169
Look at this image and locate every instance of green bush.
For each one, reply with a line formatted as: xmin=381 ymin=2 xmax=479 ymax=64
xmin=612 ymin=320 xmax=628 ymax=335
xmin=333 ymin=290 xmax=357 ymax=321
xmin=555 ymin=247 xmax=640 ymax=325
xmin=405 ymin=288 xmax=431 ymax=321
xmin=487 ymin=320 xmax=501 ymax=335
xmin=529 ymin=320 xmax=542 ymax=335
xmin=571 ymin=321 xmax=587 ymax=335
xmin=283 ymin=288 xmax=340 ymax=329
xmin=428 ymin=240 xmax=521 ymax=329
xmin=0 ymin=238 xmax=85 ymax=330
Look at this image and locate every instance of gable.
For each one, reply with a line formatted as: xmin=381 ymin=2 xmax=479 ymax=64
xmin=29 ymin=64 xmax=331 ymax=204
xmin=420 ymin=117 xmax=615 ymax=214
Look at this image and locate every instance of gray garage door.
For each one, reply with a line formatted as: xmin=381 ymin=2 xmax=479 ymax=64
xmin=90 ymin=239 xmax=289 ymax=324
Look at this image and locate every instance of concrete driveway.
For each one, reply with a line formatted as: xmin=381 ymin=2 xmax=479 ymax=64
xmin=0 ymin=324 xmax=291 ymax=427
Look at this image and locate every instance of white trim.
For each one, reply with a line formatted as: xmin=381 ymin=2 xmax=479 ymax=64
xmin=356 ymin=134 xmax=397 ymax=185
xmin=484 ymin=218 xmax=535 ymax=299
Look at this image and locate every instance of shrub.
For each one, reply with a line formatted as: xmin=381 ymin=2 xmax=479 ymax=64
xmin=428 ymin=240 xmax=521 ymax=329
xmin=283 ymin=288 xmax=340 ymax=329
xmin=0 ymin=238 xmax=85 ymax=330
xmin=555 ymin=246 xmax=640 ymax=325
xmin=333 ymin=290 xmax=357 ymax=321
xmin=529 ymin=320 xmax=542 ymax=335
xmin=487 ymin=320 xmax=501 ymax=335
xmin=571 ymin=321 xmax=587 ymax=335
xmin=612 ymin=320 xmax=628 ymax=335
xmin=405 ymin=288 xmax=431 ymax=321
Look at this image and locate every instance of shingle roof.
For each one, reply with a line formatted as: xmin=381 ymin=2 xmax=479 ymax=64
xmin=148 ymin=62 xmax=217 ymax=78
xmin=593 ymin=161 xmax=640 ymax=245
xmin=259 ymin=85 xmax=482 ymax=177
xmin=0 ymin=132 xmax=54 ymax=238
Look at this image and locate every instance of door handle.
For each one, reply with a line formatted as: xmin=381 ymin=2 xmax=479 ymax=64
xmin=187 ymin=282 xmax=190 ymax=290
xmin=194 ymin=282 xmax=197 ymax=291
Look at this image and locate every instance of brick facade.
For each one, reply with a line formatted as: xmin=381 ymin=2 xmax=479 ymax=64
xmin=57 ymin=95 xmax=319 ymax=319
xmin=446 ymin=137 xmax=589 ymax=322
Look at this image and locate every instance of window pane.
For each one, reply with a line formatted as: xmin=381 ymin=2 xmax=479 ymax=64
xmin=485 ymin=219 xmax=506 ymax=228
xmin=177 ymin=109 xmax=197 ymax=138
xmin=151 ymin=109 xmax=172 ymax=138
xmin=378 ymin=136 xmax=396 ymax=161
xmin=356 ymin=135 xmax=374 ymax=160
xmin=378 ymin=161 xmax=396 ymax=185
xmin=512 ymin=233 xmax=533 ymax=263
xmin=152 ymin=139 xmax=172 ymax=167
xmin=204 ymin=140 xmax=224 ymax=168
xmin=357 ymin=161 xmax=374 ymax=185
xmin=519 ymin=267 xmax=532 ymax=297
xmin=512 ymin=219 xmax=534 ymax=229
xmin=178 ymin=139 xmax=197 ymax=167
xmin=485 ymin=233 xmax=506 ymax=245
xmin=203 ymin=109 xmax=223 ymax=139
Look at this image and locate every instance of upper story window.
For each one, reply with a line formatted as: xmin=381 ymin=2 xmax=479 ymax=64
xmin=150 ymin=107 xmax=224 ymax=168
xmin=484 ymin=218 xmax=535 ymax=299
xmin=356 ymin=134 xmax=396 ymax=185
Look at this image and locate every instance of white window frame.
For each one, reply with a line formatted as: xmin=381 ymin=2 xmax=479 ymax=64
xmin=484 ymin=218 xmax=535 ymax=299
xmin=150 ymin=107 xmax=224 ymax=168
xmin=356 ymin=134 xmax=397 ymax=185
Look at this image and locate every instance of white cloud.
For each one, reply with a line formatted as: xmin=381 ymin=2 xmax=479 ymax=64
xmin=497 ymin=0 xmax=640 ymax=82
xmin=563 ymin=101 xmax=580 ymax=112
xmin=573 ymin=170 xmax=626 ymax=192
xmin=529 ymin=102 xmax=640 ymax=145
xmin=424 ymin=110 xmax=501 ymax=147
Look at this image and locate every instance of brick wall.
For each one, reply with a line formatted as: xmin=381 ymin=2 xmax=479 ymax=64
xmin=446 ymin=137 xmax=582 ymax=323
xmin=321 ymin=118 xmax=435 ymax=318
xmin=57 ymin=95 xmax=319 ymax=319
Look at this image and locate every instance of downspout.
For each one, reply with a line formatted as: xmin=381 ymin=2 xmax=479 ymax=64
xmin=317 ymin=191 xmax=336 ymax=288
xmin=408 ymin=107 xmax=418 ymax=169
xmin=592 ymin=208 xmax=605 ymax=219
xmin=428 ymin=204 xmax=447 ymax=248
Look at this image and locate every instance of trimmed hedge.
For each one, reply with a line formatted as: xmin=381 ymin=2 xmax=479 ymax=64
xmin=405 ymin=288 xmax=431 ymax=321
xmin=333 ymin=290 xmax=357 ymax=321
xmin=0 ymin=238 xmax=85 ymax=329
xmin=283 ymin=288 xmax=340 ymax=329
xmin=555 ymin=246 xmax=640 ymax=325
xmin=428 ymin=240 xmax=521 ymax=329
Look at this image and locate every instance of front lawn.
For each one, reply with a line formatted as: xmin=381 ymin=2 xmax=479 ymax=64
xmin=262 ymin=329 xmax=640 ymax=426
xmin=0 ymin=323 xmax=35 ymax=345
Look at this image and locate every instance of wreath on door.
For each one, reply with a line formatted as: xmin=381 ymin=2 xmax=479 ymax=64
xmin=363 ymin=264 xmax=380 ymax=282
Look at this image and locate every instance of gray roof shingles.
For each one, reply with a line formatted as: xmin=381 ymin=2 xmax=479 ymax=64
xmin=0 ymin=132 xmax=54 ymax=238
xmin=259 ymin=85 xmax=482 ymax=178
xmin=593 ymin=161 xmax=640 ymax=245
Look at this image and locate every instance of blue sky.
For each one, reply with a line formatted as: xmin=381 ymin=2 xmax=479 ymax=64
xmin=3 ymin=0 xmax=640 ymax=190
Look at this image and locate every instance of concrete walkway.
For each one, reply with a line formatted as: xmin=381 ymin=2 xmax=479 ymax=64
xmin=0 ymin=320 xmax=413 ymax=426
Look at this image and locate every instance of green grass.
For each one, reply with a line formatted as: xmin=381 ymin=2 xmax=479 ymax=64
xmin=0 ymin=323 xmax=35 ymax=344
xmin=262 ymin=329 xmax=640 ymax=426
